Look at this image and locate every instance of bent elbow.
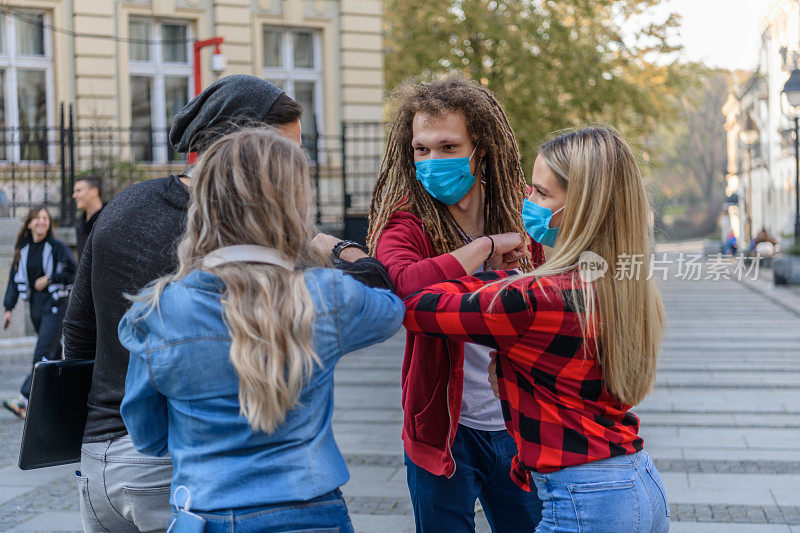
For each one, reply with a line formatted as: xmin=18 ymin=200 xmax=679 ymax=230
xmin=384 ymin=297 xmax=406 ymax=338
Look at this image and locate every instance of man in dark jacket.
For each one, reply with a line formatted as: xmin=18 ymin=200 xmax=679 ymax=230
xmin=72 ymin=175 xmax=104 ymax=259
xmin=64 ymin=75 xmax=391 ymax=532
xmin=63 ymin=75 xmax=392 ymax=532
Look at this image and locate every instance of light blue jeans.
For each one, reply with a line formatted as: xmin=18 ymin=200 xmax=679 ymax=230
xmin=532 ymin=450 xmax=669 ymax=533
xmin=168 ymin=489 xmax=354 ymax=533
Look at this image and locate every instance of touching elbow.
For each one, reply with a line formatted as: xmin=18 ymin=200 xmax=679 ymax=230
xmin=386 ymin=298 xmax=406 ymax=336
xmin=379 ymin=297 xmax=405 ymax=338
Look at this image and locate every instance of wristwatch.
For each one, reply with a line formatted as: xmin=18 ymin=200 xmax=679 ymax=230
xmin=331 ymin=240 xmax=369 ymax=261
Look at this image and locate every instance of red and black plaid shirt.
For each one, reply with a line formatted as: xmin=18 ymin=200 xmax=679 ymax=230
xmin=403 ymin=269 xmax=643 ymax=491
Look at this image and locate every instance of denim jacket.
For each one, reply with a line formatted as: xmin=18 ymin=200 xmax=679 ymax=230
xmin=119 ymin=268 xmax=404 ymax=511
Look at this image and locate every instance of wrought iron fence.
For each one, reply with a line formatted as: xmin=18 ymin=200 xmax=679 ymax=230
xmin=0 ymin=125 xmax=67 ymax=221
xmin=0 ymin=104 xmax=385 ymax=241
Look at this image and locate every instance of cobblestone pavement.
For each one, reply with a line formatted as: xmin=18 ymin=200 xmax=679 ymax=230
xmin=0 ymin=244 xmax=798 ymax=531
xmin=333 ymin=248 xmax=800 ymax=533
xmin=0 ymin=360 xmax=81 ymax=532
xmin=634 ymin=251 xmax=800 ymax=532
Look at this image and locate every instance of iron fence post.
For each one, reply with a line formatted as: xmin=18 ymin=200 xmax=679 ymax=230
xmin=310 ymin=114 xmax=321 ymax=225
xmin=68 ymin=104 xmax=75 ymax=225
xmin=341 ymin=121 xmax=349 ymax=238
xmin=59 ymin=103 xmax=67 ymax=225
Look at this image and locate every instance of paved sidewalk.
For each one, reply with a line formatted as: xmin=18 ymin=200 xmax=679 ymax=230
xmin=644 ymin=246 xmax=800 ymax=532
xmin=0 ymin=244 xmax=798 ymax=531
xmin=0 ymin=333 xmax=485 ymax=532
xmin=0 ymin=360 xmax=80 ymax=532
xmin=336 ymin=248 xmax=800 ymax=532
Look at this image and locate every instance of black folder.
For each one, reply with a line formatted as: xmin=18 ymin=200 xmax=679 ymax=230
xmin=18 ymin=359 xmax=94 ymax=470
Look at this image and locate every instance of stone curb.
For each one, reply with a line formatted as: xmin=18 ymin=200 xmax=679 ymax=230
xmin=739 ymin=277 xmax=800 ymax=317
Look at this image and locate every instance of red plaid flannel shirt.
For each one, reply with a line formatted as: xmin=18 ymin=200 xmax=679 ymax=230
xmin=403 ymin=269 xmax=643 ymax=491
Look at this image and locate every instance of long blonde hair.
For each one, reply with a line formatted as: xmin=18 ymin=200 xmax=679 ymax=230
xmin=498 ymin=126 xmax=664 ymax=405
xmin=134 ymin=128 xmax=327 ymax=433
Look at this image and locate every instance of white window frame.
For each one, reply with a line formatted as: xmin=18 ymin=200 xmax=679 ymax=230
xmin=0 ymin=10 xmax=55 ymax=163
xmin=262 ymin=26 xmax=324 ymax=139
xmin=128 ymin=19 xmax=193 ymax=164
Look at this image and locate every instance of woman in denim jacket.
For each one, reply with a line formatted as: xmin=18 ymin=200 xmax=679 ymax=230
xmin=118 ymin=128 xmax=404 ymax=532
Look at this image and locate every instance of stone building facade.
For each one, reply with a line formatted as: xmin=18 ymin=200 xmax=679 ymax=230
xmin=5 ymin=0 xmax=383 ymax=163
xmin=723 ymin=0 xmax=799 ymax=246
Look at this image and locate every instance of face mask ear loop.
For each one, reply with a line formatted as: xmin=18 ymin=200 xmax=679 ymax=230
xmin=470 ymin=145 xmax=485 ymax=184
xmin=552 ymin=204 xmax=566 ymax=217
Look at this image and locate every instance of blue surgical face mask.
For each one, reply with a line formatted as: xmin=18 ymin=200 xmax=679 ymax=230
xmin=522 ymin=198 xmax=565 ymax=247
xmin=414 ymin=147 xmax=478 ymax=205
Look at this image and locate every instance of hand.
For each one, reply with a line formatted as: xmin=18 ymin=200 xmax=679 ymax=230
xmin=498 ymin=247 xmax=526 ymax=270
xmin=34 ymin=276 xmax=49 ymax=291
xmin=453 ymin=232 xmax=524 ymax=275
xmin=3 ymin=311 xmax=11 ymax=330
xmin=311 ymin=233 xmax=340 ymax=255
xmin=485 ymin=233 xmax=525 ymax=270
xmin=487 ymin=351 xmax=500 ymax=399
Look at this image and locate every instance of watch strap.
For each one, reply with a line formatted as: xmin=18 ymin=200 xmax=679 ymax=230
xmin=331 ymin=240 xmax=369 ymax=261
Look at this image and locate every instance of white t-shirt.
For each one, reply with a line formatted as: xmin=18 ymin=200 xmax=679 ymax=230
xmin=459 ymin=342 xmax=507 ymax=431
xmin=449 ymin=251 xmax=506 ymax=431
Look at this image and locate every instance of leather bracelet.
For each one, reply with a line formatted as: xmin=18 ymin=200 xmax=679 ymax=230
xmin=331 ymin=240 xmax=369 ymax=261
xmin=485 ymin=235 xmax=495 ymax=263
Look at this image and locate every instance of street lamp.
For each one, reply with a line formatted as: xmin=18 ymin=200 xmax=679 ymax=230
xmin=781 ymin=68 xmax=800 ymax=243
xmin=739 ymin=112 xmax=759 ymax=145
xmin=739 ymin=111 xmax=759 ymax=244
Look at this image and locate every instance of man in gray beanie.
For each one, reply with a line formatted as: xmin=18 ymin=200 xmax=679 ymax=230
xmin=170 ymin=74 xmax=301 ymax=153
xmin=63 ymin=75 xmax=302 ymax=532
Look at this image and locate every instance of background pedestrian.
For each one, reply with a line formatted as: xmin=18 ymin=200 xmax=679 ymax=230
xmin=3 ymin=206 xmax=75 ymax=418
xmin=72 ymin=175 xmax=104 ymax=260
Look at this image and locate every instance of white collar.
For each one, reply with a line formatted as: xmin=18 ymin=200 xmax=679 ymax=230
xmin=203 ymin=245 xmax=295 ymax=270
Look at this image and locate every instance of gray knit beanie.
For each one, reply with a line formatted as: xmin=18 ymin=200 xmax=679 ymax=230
xmin=169 ymin=74 xmax=284 ymax=153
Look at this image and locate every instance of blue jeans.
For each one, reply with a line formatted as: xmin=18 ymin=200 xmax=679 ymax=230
xmin=168 ymin=489 xmax=354 ymax=533
xmin=405 ymin=424 xmax=542 ymax=532
xmin=532 ymin=450 xmax=670 ymax=533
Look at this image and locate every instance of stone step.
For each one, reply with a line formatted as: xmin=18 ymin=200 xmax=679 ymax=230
xmin=0 ymin=336 xmax=37 ymax=362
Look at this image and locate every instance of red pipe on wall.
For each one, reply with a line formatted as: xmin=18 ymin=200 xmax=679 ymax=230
xmin=189 ymin=36 xmax=224 ymax=163
xmin=193 ymin=37 xmax=224 ymax=96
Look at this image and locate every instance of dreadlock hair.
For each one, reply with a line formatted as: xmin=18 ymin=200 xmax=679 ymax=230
xmin=367 ymin=75 xmax=532 ymax=271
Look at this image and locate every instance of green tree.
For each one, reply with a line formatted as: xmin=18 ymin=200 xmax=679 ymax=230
xmin=646 ymin=67 xmax=731 ymax=237
xmin=384 ymin=0 xmax=689 ymax=161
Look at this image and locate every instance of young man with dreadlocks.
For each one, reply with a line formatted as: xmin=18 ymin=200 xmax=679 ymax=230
xmin=368 ymin=76 xmax=545 ymax=532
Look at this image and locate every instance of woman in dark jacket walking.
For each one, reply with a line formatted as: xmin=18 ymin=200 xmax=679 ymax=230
xmin=3 ymin=206 xmax=76 ymax=418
